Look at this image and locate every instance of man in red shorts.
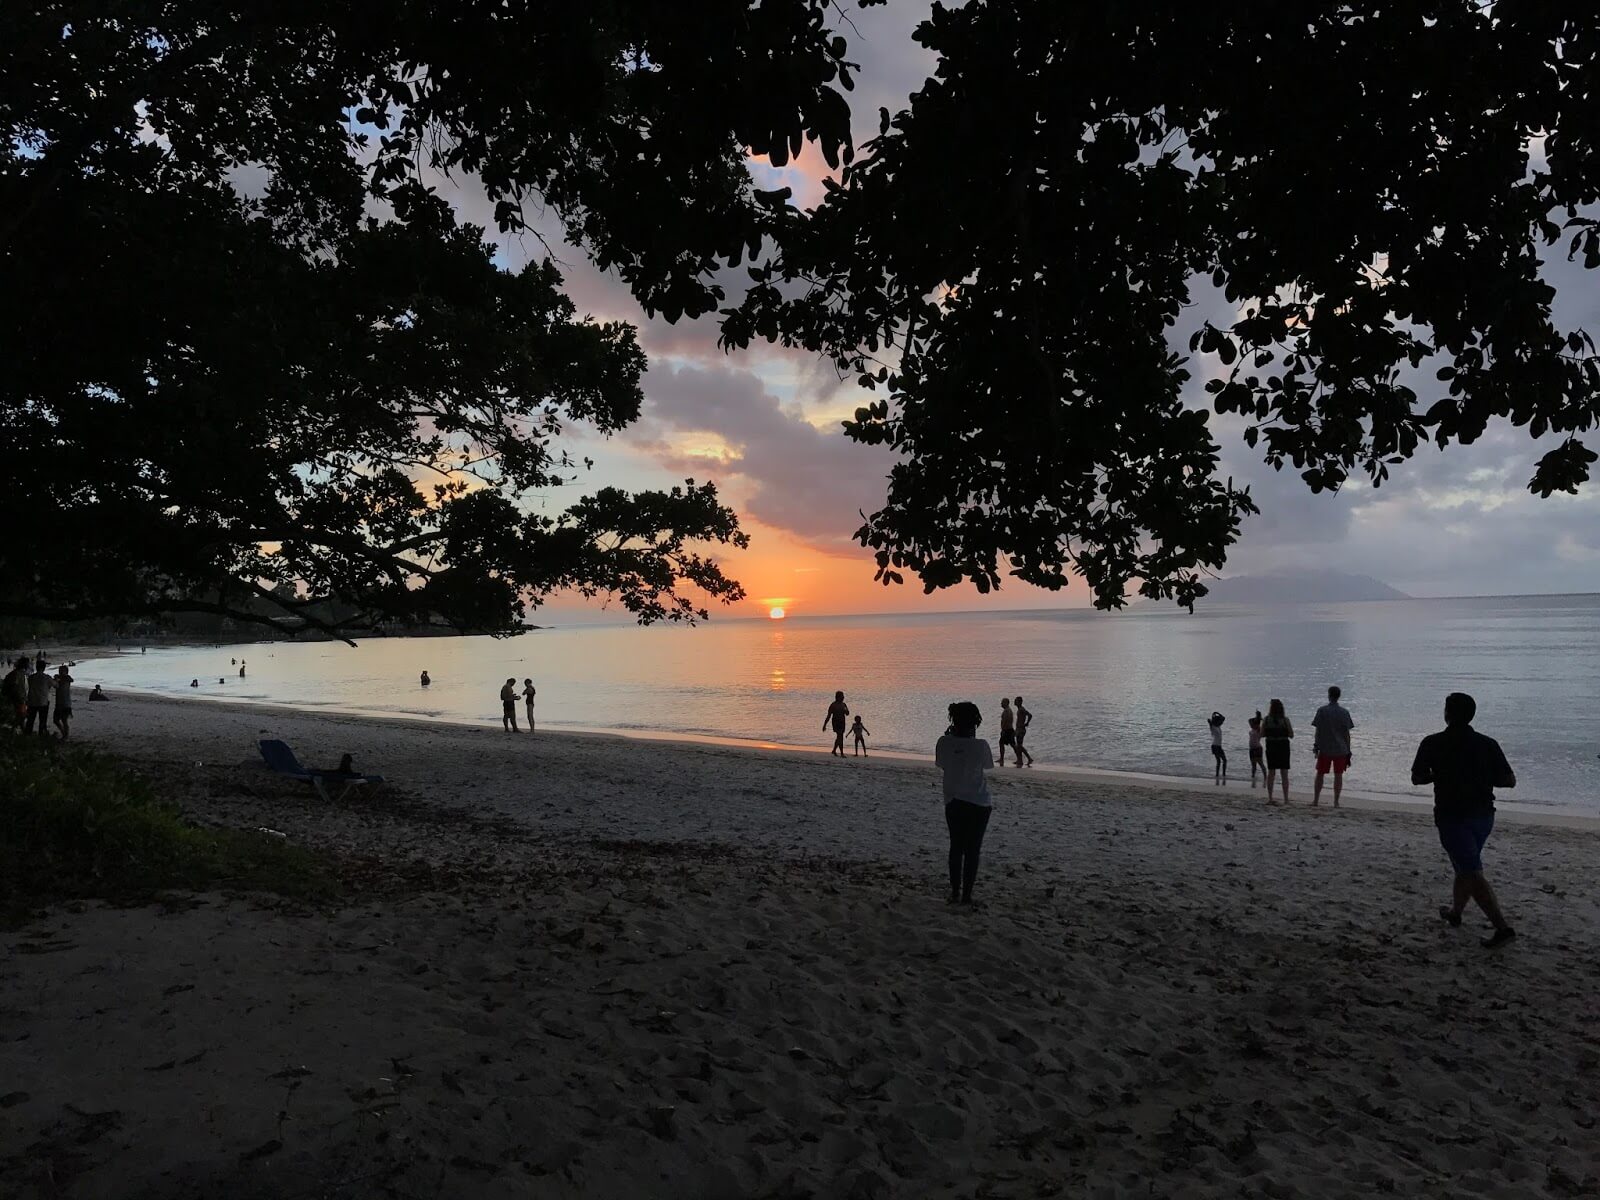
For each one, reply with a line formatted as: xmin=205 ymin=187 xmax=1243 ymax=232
xmin=1311 ymin=685 xmax=1354 ymax=807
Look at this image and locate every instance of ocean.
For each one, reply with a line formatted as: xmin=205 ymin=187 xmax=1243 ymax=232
xmin=77 ymin=595 xmax=1600 ymax=811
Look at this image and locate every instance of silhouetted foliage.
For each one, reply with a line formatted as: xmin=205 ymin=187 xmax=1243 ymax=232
xmin=1 ymin=1 xmax=858 ymax=636
xmin=724 ymin=1 xmax=1600 ymax=607
xmin=6 ymin=3 xmax=1598 ymax=623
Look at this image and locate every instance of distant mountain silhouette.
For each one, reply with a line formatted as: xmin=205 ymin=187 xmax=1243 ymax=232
xmin=1200 ymin=571 xmax=1410 ymax=604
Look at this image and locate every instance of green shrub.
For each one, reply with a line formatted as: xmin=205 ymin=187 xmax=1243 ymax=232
xmin=0 ymin=736 xmax=333 ymax=915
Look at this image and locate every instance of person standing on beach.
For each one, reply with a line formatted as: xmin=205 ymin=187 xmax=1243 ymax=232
xmin=997 ymin=697 xmax=1016 ymax=766
xmin=1412 ymin=692 xmax=1517 ymax=948
xmin=522 ymin=678 xmax=537 ymax=733
xmin=824 ymin=691 xmax=849 ymax=756
xmin=1247 ymin=712 xmax=1265 ymax=785
xmin=3 ymin=657 xmax=29 ymax=731
xmin=850 ymin=714 xmax=870 ymax=757
xmin=1311 ymin=686 xmax=1354 ymax=807
xmin=1208 ymin=711 xmax=1227 ymax=783
xmin=937 ymin=701 xmax=995 ymax=905
xmin=1261 ymin=699 xmax=1293 ymax=803
xmin=52 ymin=664 xmax=74 ymax=740
xmin=24 ymin=659 xmax=52 ymax=738
xmin=500 ymin=678 xmax=520 ymax=732
xmin=1013 ymin=696 xmax=1035 ymax=766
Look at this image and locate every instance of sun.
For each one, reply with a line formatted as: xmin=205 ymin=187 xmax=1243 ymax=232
xmin=768 ymin=606 xmax=786 ymax=620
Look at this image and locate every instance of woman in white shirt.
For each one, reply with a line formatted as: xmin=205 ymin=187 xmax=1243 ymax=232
xmin=936 ymin=701 xmax=996 ymax=905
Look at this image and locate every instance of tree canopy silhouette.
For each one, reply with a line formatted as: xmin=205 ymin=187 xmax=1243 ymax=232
xmin=724 ymin=1 xmax=1600 ymax=608
xmin=1 ymin=1 xmax=857 ymax=636
xmin=5 ymin=3 xmax=1599 ymax=630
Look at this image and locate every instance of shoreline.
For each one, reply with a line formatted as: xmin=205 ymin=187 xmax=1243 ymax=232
xmin=82 ymin=686 xmax=1600 ymax=830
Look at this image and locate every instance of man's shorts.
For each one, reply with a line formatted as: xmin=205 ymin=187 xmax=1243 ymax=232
xmin=1315 ymin=754 xmax=1350 ymax=776
xmin=999 ymin=730 xmax=1016 ymax=748
xmin=1437 ymin=813 xmax=1494 ymax=875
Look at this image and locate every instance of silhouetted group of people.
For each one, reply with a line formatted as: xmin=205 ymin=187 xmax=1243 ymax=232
xmin=937 ymin=684 xmax=1516 ymax=948
xmin=3 ymin=653 xmax=76 ymax=741
xmin=823 ymin=691 xmax=870 ymax=756
xmin=1210 ymin=686 xmax=1354 ymax=807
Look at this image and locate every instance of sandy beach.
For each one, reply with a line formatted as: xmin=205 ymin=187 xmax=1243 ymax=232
xmin=4 ymin=693 xmax=1600 ymax=1198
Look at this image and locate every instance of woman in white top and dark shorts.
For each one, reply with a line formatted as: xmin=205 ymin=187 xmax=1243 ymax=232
xmin=936 ymin=701 xmax=996 ymax=905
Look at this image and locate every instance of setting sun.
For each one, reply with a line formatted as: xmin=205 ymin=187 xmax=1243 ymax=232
xmin=768 ymin=606 xmax=786 ymax=620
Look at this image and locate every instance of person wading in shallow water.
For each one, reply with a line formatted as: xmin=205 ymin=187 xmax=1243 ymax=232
xmin=824 ymin=691 xmax=849 ymax=757
xmin=850 ymin=714 xmax=870 ymax=757
xmin=937 ymin=701 xmax=995 ymax=906
xmin=997 ymin=698 xmax=1016 ymax=766
xmin=1013 ymin=696 xmax=1035 ymax=766
xmin=1413 ymin=691 xmax=1517 ymax=949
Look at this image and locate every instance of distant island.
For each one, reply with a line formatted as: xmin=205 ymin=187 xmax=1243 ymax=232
xmin=1199 ymin=571 xmax=1410 ymax=604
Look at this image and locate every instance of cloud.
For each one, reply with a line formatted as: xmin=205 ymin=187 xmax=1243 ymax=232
xmin=635 ymin=362 xmax=895 ymax=548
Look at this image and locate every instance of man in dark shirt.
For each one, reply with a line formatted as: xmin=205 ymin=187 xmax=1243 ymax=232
xmin=1410 ymin=692 xmax=1516 ymax=948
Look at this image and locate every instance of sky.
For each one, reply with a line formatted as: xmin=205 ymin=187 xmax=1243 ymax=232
xmin=456 ymin=1 xmax=1600 ymax=622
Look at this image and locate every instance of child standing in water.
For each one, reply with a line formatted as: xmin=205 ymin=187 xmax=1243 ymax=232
xmin=850 ymin=714 xmax=870 ymax=757
xmin=1208 ymin=711 xmax=1227 ymax=783
xmin=1247 ymin=712 xmax=1265 ymax=785
xmin=936 ymin=701 xmax=995 ymax=906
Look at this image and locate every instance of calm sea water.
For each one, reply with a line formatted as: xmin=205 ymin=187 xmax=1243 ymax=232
xmin=79 ymin=597 xmax=1600 ymax=811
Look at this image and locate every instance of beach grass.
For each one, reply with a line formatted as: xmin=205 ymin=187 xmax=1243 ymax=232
xmin=0 ymin=735 xmax=334 ymax=922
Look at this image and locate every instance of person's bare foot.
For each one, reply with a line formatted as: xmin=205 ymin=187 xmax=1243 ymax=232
xmin=1481 ymin=927 xmax=1516 ymax=949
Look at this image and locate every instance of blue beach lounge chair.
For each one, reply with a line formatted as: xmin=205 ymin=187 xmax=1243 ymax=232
xmin=259 ymin=739 xmax=385 ymax=802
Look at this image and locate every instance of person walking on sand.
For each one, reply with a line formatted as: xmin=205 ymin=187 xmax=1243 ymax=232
xmin=938 ymin=701 xmax=996 ymax=905
xmin=1311 ymin=685 xmax=1355 ymax=808
xmin=52 ymin=664 xmax=74 ymax=740
xmin=1261 ymin=698 xmax=1294 ymax=804
xmin=522 ymin=678 xmax=537 ymax=733
xmin=499 ymin=677 xmax=520 ymax=732
xmin=1413 ymin=692 xmax=1517 ymax=949
xmin=24 ymin=659 xmax=52 ymax=738
xmin=850 ymin=714 xmax=870 ymax=757
xmin=1247 ymin=712 xmax=1265 ymax=785
xmin=1208 ymin=711 xmax=1227 ymax=783
xmin=998 ymin=697 xmax=1016 ymax=766
xmin=1013 ymin=696 xmax=1035 ymax=766
xmin=824 ymin=691 xmax=849 ymax=756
